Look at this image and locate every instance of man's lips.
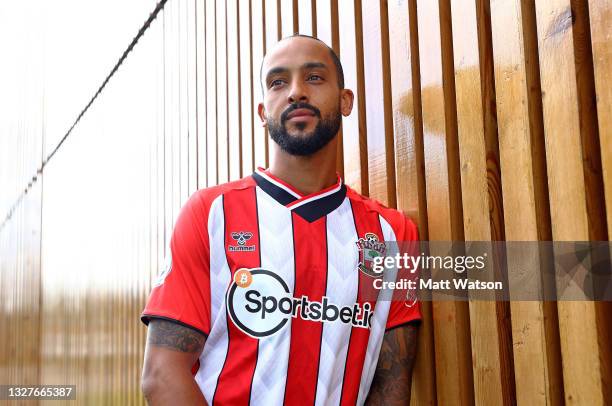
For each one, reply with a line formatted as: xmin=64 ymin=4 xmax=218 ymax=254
xmin=286 ymin=108 xmax=316 ymax=120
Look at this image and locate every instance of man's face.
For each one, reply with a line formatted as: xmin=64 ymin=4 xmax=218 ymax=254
xmin=258 ymin=37 xmax=353 ymax=156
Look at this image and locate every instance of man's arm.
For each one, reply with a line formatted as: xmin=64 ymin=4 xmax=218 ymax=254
xmin=141 ymin=319 xmax=208 ymax=405
xmin=365 ymin=323 xmax=419 ymax=405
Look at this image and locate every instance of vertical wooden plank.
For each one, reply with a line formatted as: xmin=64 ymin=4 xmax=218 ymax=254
xmin=415 ymin=1 xmax=474 ymax=405
xmin=227 ymin=0 xmax=242 ymax=180
xmin=178 ymin=0 xmax=190 ymax=202
xmin=187 ymin=0 xmax=198 ymax=194
xmin=571 ymin=0 xmax=608 ymax=241
xmin=360 ymin=0 xmax=395 ymax=206
xmin=449 ymin=1 xmax=517 ymax=405
xmin=265 ymin=0 xmax=280 ymax=165
xmin=489 ymin=0 xmax=564 ymax=404
xmin=171 ymin=0 xmax=182 ymax=219
xmin=387 ymin=1 xmax=435 ymax=404
xmin=329 ymin=0 xmax=343 ymax=179
xmin=280 ymin=0 xmax=295 ymax=37
xmin=588 ymin=0 xmax=612 ymax=232
xmin=338 ymin=0 xmax=367 ymax=194
xmin=313 ymin=0 xmax=343 ymax=177
xmin=316 ymin=0 xmax=332 ymax=45
xmin=205 ymin=0 xmax=218 ymax=185
xmin=195 ymin=0 xmax=208 ymax=188
xmin=298 ymin=0 xmax=314 ymax=35
xmin=216 ymin=0 xmax=229 ymax=184
xmin=534 ymin=0 xmax=608 ymax=404
xmin=239 ymin=0 xmax=254 ymax=175
xmin=163 ymin=7 xmax=174 ymax=243
xmin=264 ymin=0 xmax=280 ymax=65
xmin=353 ymin=0 xmax=368 ymax=196
xmin=252 ymin=0 xmax=267 ymax=169
xmin=389 ymin=0 xmax=422 ymax=222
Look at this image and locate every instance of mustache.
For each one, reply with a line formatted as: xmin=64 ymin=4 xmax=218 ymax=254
xmin=280 ymin=103 xmax=321 ymax=123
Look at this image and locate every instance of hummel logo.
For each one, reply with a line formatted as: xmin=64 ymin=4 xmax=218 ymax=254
xmin=229 ymin=231 xmax=256 ymax=252
xmin=232 ymin=231 xmax=253 ymax=246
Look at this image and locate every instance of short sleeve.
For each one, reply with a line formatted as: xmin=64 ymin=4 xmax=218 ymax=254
xmin=385 ymin=215 xmax=422 ymax=330
xmin=141 ymin=192 xmax=212 ymax=336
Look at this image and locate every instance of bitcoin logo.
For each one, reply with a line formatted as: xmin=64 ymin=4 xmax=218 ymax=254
xmin=234 ymin=268 xmax=253 ymax=288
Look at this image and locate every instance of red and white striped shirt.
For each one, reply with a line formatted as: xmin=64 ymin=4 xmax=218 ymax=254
xmin=142 ymin=168 xmax=421 ymax=406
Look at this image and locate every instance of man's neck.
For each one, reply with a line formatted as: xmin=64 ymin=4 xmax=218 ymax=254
xmin=268 ymin=138 xmax=339 ymax=195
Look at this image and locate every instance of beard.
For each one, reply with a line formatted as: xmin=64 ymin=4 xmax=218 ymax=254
xmin=267 ymin=102 xmax=342 ymax=156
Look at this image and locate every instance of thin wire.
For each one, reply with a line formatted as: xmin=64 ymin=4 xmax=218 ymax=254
xmin=0 ymin=0 xmax=169 ymax=232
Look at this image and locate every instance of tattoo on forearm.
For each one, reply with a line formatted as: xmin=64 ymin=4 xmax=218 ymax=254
xmin=148 ymin=319 xmax=206 ymax=353
xmin=366 ymin=324 xmax=418 ymax=405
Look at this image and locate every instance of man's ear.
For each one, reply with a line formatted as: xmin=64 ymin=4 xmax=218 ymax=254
xmin=257 ymin=103 xmax=267 ymax=127
xmin=340 ymin=89 xmax=354 ymax=117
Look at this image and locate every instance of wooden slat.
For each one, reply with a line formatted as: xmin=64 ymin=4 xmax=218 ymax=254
xmin=280 ymin=0 xmax=296 ymax=37
xmin=415 ymin=1 xmax=474 ymax=405
xmin=489 ymin=0 xmax=564 ymax=404
xmin=265 ymin=0 xmax=280 ymax=57
xmin=338 ymin=0 xmax=367 ymax=194
xmin=195 ymin=0 xmax=208 ymax=188
xmin=588 ymin=0 xmax=612 ymax=232
xmin=298 ymin=0 xmax=314 ymax=35
xmin=265 ymin=0 xmax=280 ymax=165
xmin=227 ymin=0 xmax=242 ymax=181
xmin=316 ymin=0 xmax=332 ymax=45
xmin=205 ymin=0 xmax=218 ymax=185
xmin=186 ymin=0 xmax=198 ymax=194
xmin=329 ymin=0 xmax=343 ymax=179
xmin=586 ymin=9 xmax=612 ymax=393
xmin=360 ymin=0 xmax=395 ymax=206
xmin=572 ymin=0 xmax=608 ymax=242
xmin=313 ymin=0 xmax=343 ymax=177
xmin=534 ymin=0 xmax=608 ymax=404
xmin=449 ymin=1 xmax=516 ymax=404
xmin=163 ymin=7 xmax=175 ymax=238
xmin=387 ymin=1 xmax=435 ymax=404
xmin=252 ymin=0 xmax=267 ymax=169
xmin=216 ymin=0 xmax=229 ymax=184
xmin=178 ymin=0 xmax=190 ymax=201
xmin=389 ymin=0 xmax=425 ymax=224
xmin=155 ymin=8 xmax=166 ymax=286
xmin=170 ymin=0 xmax=182 ymax=217
xmin=239 ymin=0 xmax=254 ymax=175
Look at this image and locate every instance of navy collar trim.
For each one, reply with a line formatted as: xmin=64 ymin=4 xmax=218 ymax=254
xmin=252 ymin=168 xmax=346 ymax=222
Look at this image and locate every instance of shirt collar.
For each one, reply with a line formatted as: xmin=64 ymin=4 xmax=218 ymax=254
xmin=252 ymin=167 xmax=347 ymax=222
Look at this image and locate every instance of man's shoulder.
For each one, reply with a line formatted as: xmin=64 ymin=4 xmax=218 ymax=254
xmin=188 ymin=176 xmax=256 ymax=211
xmin=345 ymin=186 xmax=418 ymax=239
xmin=345 ymin=186 xmax=402 ymax=219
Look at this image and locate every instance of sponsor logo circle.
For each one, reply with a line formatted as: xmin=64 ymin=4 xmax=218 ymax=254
xmin=227 ymin=269 xmax=291 ymax=338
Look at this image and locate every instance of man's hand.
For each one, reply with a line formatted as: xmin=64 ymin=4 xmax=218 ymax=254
xmin=365 ymin=323 xmax=419 ymax=405
xmin=141 ymin=319 xmax=208 ymax=405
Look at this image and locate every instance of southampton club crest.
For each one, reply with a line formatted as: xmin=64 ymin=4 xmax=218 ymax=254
xmin=356 ymin=232 xmax=386 ymax=277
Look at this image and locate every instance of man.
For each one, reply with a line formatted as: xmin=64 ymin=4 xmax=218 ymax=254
xmin=141 ymin=34 xmax=420 ymax=406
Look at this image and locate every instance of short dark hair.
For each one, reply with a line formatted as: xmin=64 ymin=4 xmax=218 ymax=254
xmin=260 ymin=34 xmax=345 ymax=94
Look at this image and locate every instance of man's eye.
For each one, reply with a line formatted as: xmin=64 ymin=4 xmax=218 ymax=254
xmin=270 ymin=79 xmax=285 ymax=88
xmin=308 ymin=75 xmax=323 ymax=81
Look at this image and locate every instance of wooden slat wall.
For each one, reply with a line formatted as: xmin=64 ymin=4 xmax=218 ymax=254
xmin=0 ymin=0 xmax=610 ymax=404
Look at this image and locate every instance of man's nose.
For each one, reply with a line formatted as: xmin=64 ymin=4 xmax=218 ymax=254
xmin=287 ymin=79 xmax=308 ymax=104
